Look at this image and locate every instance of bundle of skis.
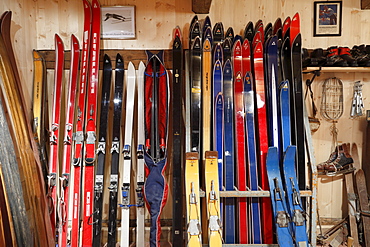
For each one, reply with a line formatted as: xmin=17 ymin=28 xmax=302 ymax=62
xmin=183 ymin=13 xmax=310 ymax=247
xmin=35 ymin=0 xmax=170 ymax=246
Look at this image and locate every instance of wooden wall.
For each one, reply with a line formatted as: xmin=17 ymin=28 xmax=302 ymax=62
xmin=1 ymin=0 xmax=370 ymax=228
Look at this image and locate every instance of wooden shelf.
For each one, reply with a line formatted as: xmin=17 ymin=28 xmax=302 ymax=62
xmin=304 ymin=66 xmax=370 ymax=73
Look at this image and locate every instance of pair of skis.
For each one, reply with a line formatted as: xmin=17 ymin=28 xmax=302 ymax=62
xmin=185 ymin=151 xmax=222 ymax=247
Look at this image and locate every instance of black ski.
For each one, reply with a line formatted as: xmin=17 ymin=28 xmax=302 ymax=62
xmin=172 ymin=27 xmax=184 ymax=246
xmin=107 ymin=54 xmax=124 ymax=246
xmin=93 ymin=54 xmax=112 ymax=247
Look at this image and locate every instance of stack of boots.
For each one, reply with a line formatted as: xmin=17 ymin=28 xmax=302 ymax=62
xmin=351 ymin=45 xmax=370 ymax=66
xmin=339 ymin=47 xmax=358 ymax=66
xmin=317 ymin=146 xmax=338 ymax=171
xmin=310 ymin=48 xmax=326 ymax=66
xmin=325 ymin=144 xmax=353 ymax=172
xmin=326 ymin=46 xmax=346 ymax=66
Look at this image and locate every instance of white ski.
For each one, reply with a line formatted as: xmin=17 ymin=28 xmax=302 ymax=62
xmin=120 ymin=62 xmax=136 ymax=247
xmin=136 ymin=61 xmax=146 ymax=247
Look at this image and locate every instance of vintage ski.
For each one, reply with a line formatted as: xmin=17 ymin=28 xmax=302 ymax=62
xmin=243 ymin=21 xmax=254 ymax=43
xmin=291 ymin=33 xmax=306 ymax=194
xmin=213 ymin=62 xmax=223 ymax=189
xmin=143 ymin=51 xmax=169 ymax=247
xmin=120 ymin=62 xmax=136 ymax=247
xmin=70 ymin=1 xmax=91 ymax=246
xmin=59 ymin=34 xmax=80 ymax=247
xmin=262 ymin=35 xmax=278 ymax=244
xmin=205 ymin=151 xmax=223 ymax=246
xmin=185 ymin=152 xmax=202 ymax=247
xmin=202 ymin=38 xmax=212 ymax=159
xmin=48 ymin=34 xmax=64 ymax=237
xmin=280 ymin=80 xmax=291 ymax=151
xmin=92 ymin=54 xmax=112 ymax=247
xmin=355 ymin=169 xmax=370 ymax=247
xmin=190 ymin=36 xmax=202 ymax=153
xmin=252 ymin=41 xmax=265 ymax=244
xmin=266 ymin=147 xmax=294 ymax=247
xmin=223 ymin=59 xmax=235 ymax=243
xmin=136 ymin=61 xmax=146 ymax=247
xmin=234 ymin=73 xmax=248 ymax=244
xmin=107 ymin=54 xmax=124 ymax=247
xmin=32 ymin=50 xmax=48 ymax=177
xmin=81 ymin=0 xmax=100 ymax=245
xmin=290 ymin=13 xmax=300 ymax=46
xmin=212 ymin=22 xmax=224 ymax=46
xmin=213 ymin=43 xmax=223 ymax=65
xmin=171 ymin=34 xmax=184 ymax=242
xmin=243 ymin=72 xmax=262 ymax=244
xmin=282 ymin=145 xmax=309 ymax=247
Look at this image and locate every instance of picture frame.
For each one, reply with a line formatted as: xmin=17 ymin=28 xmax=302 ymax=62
xmin=314 ymin=1 xmax=342 ymax=36
xmin=101 ymin=6 xmax=136 ymax=39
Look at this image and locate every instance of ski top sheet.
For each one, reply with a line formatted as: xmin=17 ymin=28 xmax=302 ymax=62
xmin=243 ymin=21 xmax=254 ymax=43
xmin=205 ymin=151 xmax=223 ymax=246
xmin=59 ymin=34 xmax=80 ymax=247
xmin=92 ymin=54 xmax=112 ymax=247
xmin=213 ymin=43 xmax=223 ymax=66
xmin=233 ymin=70 xmax=248 ymax=244
xmin=171 ymin=28 xmax=183 ymax=247
xmin=70 ymin=1 xmax=91 ymax=246
xmin=185 ymin=152 xmax=202 ymax=247
xmin=202 ymin=38 xmax=212 ymax=159
xmin=190 ymin=36 xmax=202 ymax=153
xmin=143 ymin=51 xmax=169 ymax=247
xmin=282 ymin=16 xmax=291 ymax=39
xmin=243 ymin=72 xmax=262 ymax=244
xmin=266 ymin=147 xmax=294 ymax=247
xmin=48 ymin=34 xmax=64 ymax=236
xmin=120 ymin=61 xmax=136 ymax=247
xmin=282 ymin=145 xmax=309 ymax=247
xmin=212 ymin=22 xmax=224 ymax=46
xmin=290 ymin=13 xmax=300 ymax=46
xmin=242 ymin=38 xmax=251 ymax=79
xmin=223 ymin=59 xmax=235 ymax=244
xmin=107 ymin=54 xmax=124 ymax=247
xmin=136 ymin=61 xmax=146 ymax=247
xmin=232 ymin=39 xmax=242 ymax=76
xmin=82 ymin=1 xmax=100 ymax=246
xmin=32 ymin=50 xmax=47 ymax=169
xmin=291 ymin=33 xmax=305 ymax=190
xmin=280 ymin=80 xmax=291 ymax=152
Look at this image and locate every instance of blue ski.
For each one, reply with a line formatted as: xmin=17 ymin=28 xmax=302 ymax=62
xmin=279 ymin=80 xmax=291 ymax=152
xmin=223 ymin=59 xmax=235 ymax=243
xmin=243 ymin=72 xmax=262 ymax=243
xmin=266 ymin=147 xmax=294 ymax=247
xmin=282 ymin=145 xmax=309 ymax=247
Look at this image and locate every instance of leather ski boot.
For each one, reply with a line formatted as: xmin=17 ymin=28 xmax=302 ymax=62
xmin=351 ymin=45 xmax=370 ymax=66
xmin=302 ymin=48 xmax=311 ymax=67
xmin=326 ymin=46 xmax=346 ymax=66
xmin=317 ymin=146 xmax=339 ymax=170
xmin=325 ymin=144 xmax=353 ymax=172
xmin=310 ymin=48 xmax=326 ymax=66
xmin=339 ymin=47 xmax=358 ymax=66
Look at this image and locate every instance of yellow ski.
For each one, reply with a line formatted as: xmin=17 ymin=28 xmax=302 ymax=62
xmin=185 ymin=152 xmax=202 ymax=247
xmin=205 ymin=151 xmax=223 ymax=246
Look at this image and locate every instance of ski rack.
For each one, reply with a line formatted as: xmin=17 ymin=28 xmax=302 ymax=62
xmin=37 ymin=48 xmax=318 ymax=247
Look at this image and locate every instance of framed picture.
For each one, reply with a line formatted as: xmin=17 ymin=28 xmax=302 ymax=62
xmin=101 ymin=6 xmax=136 ymax=39
xmin=314 ymin=1 xmax=342 ymax=36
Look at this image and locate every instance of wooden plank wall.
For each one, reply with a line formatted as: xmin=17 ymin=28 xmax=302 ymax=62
xmin=1 ymin=0 xmax=370 ymax=226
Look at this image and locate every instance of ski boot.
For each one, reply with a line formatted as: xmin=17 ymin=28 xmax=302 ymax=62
xmin=310 ymin=48 xmax=326 ymax=66
xmin=339 ymin=47 xmax=358 ymax=66
xmin=302 ymin=48 xmax=311 ymax=67
xmin=326 ymin=46 xmax=346 ymax=66
xmin=351 ymin=45 xmax=370 ymax=66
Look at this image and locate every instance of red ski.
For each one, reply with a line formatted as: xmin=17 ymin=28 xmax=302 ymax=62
xmin=47 ymin=33 xmax=64 ymax=237
xmin=290 ymin=13 xmax=300 ymax=46
xmin=232 ymin=40 xmax=248 ymax=244
xmin=81 ymin=0 xmax=100 ymax=245
xmin=70 ymin=1 xmax=91 ymax=246
xmin=59 ymin=34 xmax=79 ymax=247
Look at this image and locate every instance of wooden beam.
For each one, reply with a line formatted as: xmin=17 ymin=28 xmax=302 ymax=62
xmin=192 ymin=0 xmax=212 ymax=14
xmin=362 ymin=0 xmax=370 ymax=9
